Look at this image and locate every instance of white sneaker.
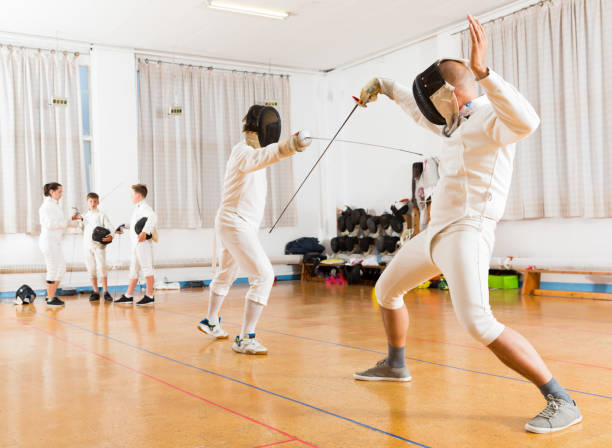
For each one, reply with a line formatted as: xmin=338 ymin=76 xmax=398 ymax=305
xmin=197 ymin=318 xmax=229 ymax=339
xmin=232 ymin=334 xmax=268 ymax=355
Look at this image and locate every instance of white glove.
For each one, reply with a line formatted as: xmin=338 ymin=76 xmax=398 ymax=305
xmin=279 ymin=130 xmax=311 ymax=155
xmin=358 ymin=78 xmax=382 ymax=107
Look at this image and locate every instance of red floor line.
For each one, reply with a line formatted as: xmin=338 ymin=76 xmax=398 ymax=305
xmin=17 ymin=320 xmax=317 ymax=448
xmin=252 ymin=438 xmax=297 ymax=448
xmin=167 ymin=307 xmax=612 ymax=372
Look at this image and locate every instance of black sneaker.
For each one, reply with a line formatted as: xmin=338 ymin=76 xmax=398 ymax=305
xmin=46 ymin=297 xmax=65 ymax=307
xmin=103 ymin=292 xmax=113 ymax=302
xmin=136 ymin=295 xmax=154 ymax=306
xmin=114 ymin=295 xmax=133 ymax=304
xmin=89 ymin=292 xmax=100 ymax=301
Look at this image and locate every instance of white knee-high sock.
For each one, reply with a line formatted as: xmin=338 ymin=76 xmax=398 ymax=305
xmin=240 ymin=299 xmax=265 ymax=338
xmin=207 ymin=291 xmax=226 ymax=324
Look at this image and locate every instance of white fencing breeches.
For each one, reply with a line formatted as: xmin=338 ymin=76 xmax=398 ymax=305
xmin=375 ymin=218 xmax=505 ymax=346
xmin=129 ymin=241 xmax=154 ymax=279
xmin=84 ymin=245 xmax=108 ymax=278
xmin=40 ymin=239 xmax=66 ymax=283
xmin=210 ymin=213 xmax=274 ymax=306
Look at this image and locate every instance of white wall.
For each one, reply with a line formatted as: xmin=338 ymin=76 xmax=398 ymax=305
xmin=320 ymin=34 xmax=461 ymax=214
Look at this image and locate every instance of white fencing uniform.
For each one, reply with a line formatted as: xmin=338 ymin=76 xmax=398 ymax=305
xmin=210 ymin=140 xmax=294 ymax=305
xmin=79 ymin=209 xmax=113 ymax=278
xmin=375 ymin=70 xmax=540 ymax=345
xmin=38 ymin=197 xmax=77 ymax=282
xmin=129 ymin=201 xmax=157 ymax=279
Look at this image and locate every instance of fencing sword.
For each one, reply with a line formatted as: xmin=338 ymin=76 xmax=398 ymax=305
xmin=307 ymin=137 xmax=423 ymax=156
xmin=268 ymin=98 xmax=360 ymax=233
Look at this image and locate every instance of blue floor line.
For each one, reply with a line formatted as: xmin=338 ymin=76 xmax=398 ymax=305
xmin=161 ymin=307 xmax=612 ymax=401
xmin=23 ymin=308 xmax=430 ymax=447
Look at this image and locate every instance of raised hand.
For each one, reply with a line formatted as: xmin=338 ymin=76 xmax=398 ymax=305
xmin=468 ymin=14 xmax=489 ymax=80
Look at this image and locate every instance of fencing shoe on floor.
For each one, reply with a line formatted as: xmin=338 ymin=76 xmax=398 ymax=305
xmin=136 ymin=295 xmax=155 ymax=306
xmin=46 ymin=297 xmax=65 ymax=307
xmin=232 ymin=334 xmax=268 ymax=355
xmin=114 ymin=295 xmax=133 ymax=304
xmin=198 ymin=318 xmax=229 ymax=339
xmin=103 ymin=292 xmax=113 ymax=302
xmin=525 ymin=395 xmax=582 ymax=433
xmin=354 ymin=358 xmax=412 ymax=382
xmin=89 ymin=292 xmax=100 ymax=301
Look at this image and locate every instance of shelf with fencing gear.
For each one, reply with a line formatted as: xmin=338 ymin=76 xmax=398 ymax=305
xmin=301 ymin=202 xmax=418 ymax=285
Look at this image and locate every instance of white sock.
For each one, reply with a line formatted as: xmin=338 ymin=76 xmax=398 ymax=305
xmin=207 ymin=291 xmax=226 ymax=325
xmin=240 ymin=299 xmax=265 ymax=338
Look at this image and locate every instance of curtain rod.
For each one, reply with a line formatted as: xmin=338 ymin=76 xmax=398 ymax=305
xmin=0 ymin=41 xmax=80 ymax=57
xmin=451 ymin=0 xmax=552 ymax=35
xmin=137 ymin=57 xmax=289 ymax=77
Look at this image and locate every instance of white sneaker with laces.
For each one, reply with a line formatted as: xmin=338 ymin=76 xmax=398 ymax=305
xmin=232 ymin=334 xmax=268 ymax=355
xmin=197 ymin=318 xmax=229 ymax=339
xmin=525 ymin=395 xmax=582 ymax=434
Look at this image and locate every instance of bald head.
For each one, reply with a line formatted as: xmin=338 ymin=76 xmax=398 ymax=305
xmin=439 ymin=60 xmax=477 ymax=107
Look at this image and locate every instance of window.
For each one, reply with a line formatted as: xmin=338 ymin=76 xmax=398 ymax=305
xmin=80 ymin=64 xmax=92 ymax=193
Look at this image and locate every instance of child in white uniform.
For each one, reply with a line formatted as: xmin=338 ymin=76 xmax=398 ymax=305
xmin=38 ymin=182 xmax=80 ymax=306
xmin=114 ymin=184 xmax=158 ymax=306
xmin=198 ymin=105 xmax=310 ymax=355
xmin=79 ymin=192 xmax=114 ymax=302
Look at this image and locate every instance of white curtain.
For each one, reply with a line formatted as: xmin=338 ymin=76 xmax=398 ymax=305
xmin=0 ymin=47 xmax=85 ymax=234
xmin=461 ymin=0 xmax=612 ymax=219
xmin=138 ymin=60 xmax=295 ymax=228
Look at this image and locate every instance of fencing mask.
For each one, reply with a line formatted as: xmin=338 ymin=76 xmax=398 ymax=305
xmin=244 ymin=105 xmax=282 ymax=147
xmin=15 ymin=284 xmax=36 ymax=305
xmin=412 ymin=58 xmax=471 ymax=136
xmin=134 ymin=217 xmax=153 ymax=240
xmin=92 ymin=226 xmax=112 ymax=245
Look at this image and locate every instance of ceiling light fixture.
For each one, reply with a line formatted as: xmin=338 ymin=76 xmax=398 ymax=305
xmin=205 ymin=1 xmax=289 ymax=20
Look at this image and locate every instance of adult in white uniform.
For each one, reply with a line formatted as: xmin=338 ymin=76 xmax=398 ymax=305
xmin=354 ymin=15 xmax=581 ymax=434
xmin=78 ymin=192 xmax=114 ymax=302
xmin=114 ymin=184 xmax=158 ymax=306
xmin=198 ymin=105 xmax=310 ymax=355
xmin=38 ymin=182 xmax=80 ymax=306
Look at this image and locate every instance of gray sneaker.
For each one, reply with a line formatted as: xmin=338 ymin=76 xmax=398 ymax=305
xmin=353 ymin=358 xmax=412 ymax=382
xmin=525 ymin=395 xmax=582 ymax=434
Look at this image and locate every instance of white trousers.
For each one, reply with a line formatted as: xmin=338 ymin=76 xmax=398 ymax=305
xmin=84 ymin=244 xmax=108 ymax=278
xmin=210 ymin=212 xmax=274 ymax=306
xmin=129 ymin=240 xmax=154 ymax=279
xmin=40 ymin=238 xmax=66 ymax=283
xmin=375 ymin=218 xmax=505 ymax=346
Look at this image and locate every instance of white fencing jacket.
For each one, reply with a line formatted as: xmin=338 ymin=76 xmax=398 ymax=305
xmin=129 ymin=201 xmax=157 ymax=245
xmin=39 ymin=197 xmax=77 ymax=248
xmin=379 ymin=70 xmax=540 ymax=256
xmin=79 ymin=209 xmax=113 ymax=249
xmin=218 ymin=140 xmax=292 ymax=228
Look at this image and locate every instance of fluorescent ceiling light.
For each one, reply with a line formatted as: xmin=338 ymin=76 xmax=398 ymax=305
xmin=206 ymin=1 xmax=289 ymax=20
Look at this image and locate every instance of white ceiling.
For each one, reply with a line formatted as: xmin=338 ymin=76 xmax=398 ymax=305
xmin=0 ymin=0 xmax=519 ymax=71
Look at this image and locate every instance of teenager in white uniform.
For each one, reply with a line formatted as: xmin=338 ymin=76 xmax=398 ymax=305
xmin=38 ymin=182 xmax=80 ymax=306
xmin=198 ymin=105 xmax=310 ymax=355
xmin=114 ymin=184 xmax=158 ymax=306
xmin=354 ymin=15 xmax=581 ymax=434
xmin=79 ymin=192 xmax=114 ymax=302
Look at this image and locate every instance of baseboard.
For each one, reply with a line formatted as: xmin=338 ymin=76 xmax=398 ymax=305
xmin=540 ymin=281 xmax=612 ymax=293
xmin=0 ymin=274 xmax=302 ymax=299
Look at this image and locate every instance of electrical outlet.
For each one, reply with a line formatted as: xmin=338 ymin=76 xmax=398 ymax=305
xmin=168 ymin=106 xmax=183 ymax=116
xmin=264 ymin=100 xmax=277 ymax=107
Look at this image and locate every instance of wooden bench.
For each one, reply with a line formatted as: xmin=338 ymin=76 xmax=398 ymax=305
xmin=521 ymin=269 xmax=612 ymax=301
